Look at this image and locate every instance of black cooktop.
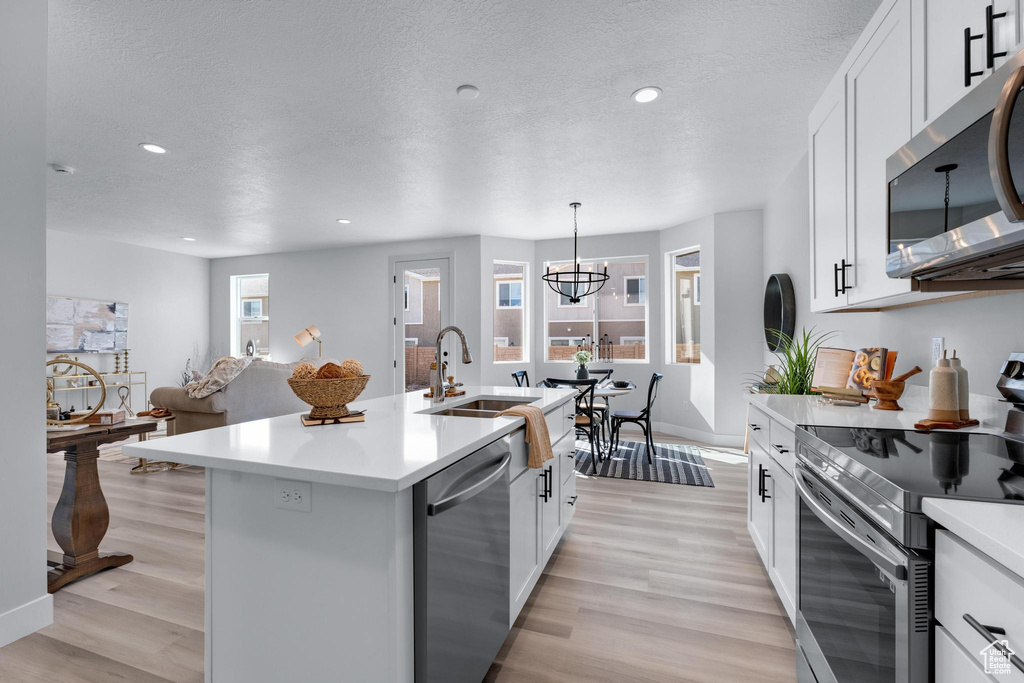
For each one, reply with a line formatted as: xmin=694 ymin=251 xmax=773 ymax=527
xmin=800 ymin=427 xmax=1024 ymax=503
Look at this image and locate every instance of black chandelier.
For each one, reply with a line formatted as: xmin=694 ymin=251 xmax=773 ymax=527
xmin=541 ymin=202 xmax=609 ymax=303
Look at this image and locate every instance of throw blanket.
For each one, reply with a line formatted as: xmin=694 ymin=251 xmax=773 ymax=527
xmin=497 ymin=405 xmax=553 ymax=468
xmin=185 ymin=357 xmax=252 ymax=399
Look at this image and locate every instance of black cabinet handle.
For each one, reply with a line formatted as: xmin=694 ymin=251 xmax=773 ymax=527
xmin=964 ymin=613 xmax=1024 ymax=673
xmin=546 ymin=466 xmax=553 ymax=499
xmin=773 ymin=444 xmax=790 ymax=454
xmin=567 ymin=495 xmax=578 ymax=507
xmin=748 ymin=423 xmax=762 ymax=432
xmin=539 ymin=469 xmax=549 ymax=502
xmin=987 ymin=5 xmax=1008 ymax=68
xmin=833 ymin=262 xmax=841 ymax=297
xmin=840 ymin=259 xmax=853 ymax=293
xmin=966 ymin=26 xmax=985 ymax=87
xmin=759 ymin=465 xmax=772 ymax=503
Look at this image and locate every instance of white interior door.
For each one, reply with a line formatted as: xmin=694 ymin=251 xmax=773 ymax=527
xmin=394 ymin=257 xmax=451 ymax=394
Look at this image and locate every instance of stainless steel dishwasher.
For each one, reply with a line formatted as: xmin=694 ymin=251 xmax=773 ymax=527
xmin=413 ymin=435 xmax=512 ymax=683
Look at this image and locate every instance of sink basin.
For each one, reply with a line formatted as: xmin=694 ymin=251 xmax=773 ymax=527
xmin=419 ymin=396 xmax=535 ymax=418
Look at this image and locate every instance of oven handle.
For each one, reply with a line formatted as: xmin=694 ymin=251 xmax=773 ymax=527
xmin=989 ymin=64 xmax=1024 ymax=222
xmin=794 ymin=466 xmax=907 ymax=581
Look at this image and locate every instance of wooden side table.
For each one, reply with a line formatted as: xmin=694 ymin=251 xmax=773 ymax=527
xmin=128 ymin=415 xmax=185 ymax=475
xmin=46 ymin=420 xmax=157 ymax=592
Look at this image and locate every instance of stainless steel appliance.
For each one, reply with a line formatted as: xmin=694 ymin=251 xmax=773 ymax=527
xmin=999 ymin=351 xmax=1024 ymax=436
xmin=795 ymin=426 xmax=1024 ymax=683
xmin=413 ymin=436 xmax=511 ymax=683
xmin=886 ymin=49 xmax=1024 ymax=290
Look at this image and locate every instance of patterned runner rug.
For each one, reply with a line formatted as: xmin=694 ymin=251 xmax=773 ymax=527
xmin=574 ymin=439 xmax=714 ymax=487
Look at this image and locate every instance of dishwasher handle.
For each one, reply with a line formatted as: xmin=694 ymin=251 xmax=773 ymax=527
xmin=427 ymin=451 xmax=511 ymax=516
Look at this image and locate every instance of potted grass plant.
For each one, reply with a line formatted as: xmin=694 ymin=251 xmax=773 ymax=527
xmin=756 ymin=327 xmax=834 ymax=395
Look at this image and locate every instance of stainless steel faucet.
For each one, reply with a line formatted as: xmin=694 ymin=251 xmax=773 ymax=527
xmin=433 ymin=325 xmax=473 ymax=402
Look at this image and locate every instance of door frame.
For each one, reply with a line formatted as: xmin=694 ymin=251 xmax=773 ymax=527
xmin=390 ymin=253 xmax=455 ymax=394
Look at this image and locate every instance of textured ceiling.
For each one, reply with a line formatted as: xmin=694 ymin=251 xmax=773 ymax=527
xmin=47 ymin=0 xmax=879 ymax=258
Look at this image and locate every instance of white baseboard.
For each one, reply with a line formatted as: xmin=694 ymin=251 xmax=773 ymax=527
xmin=0 ymin=593 xmax=53 ymax=648
xmin=651 ymin=421 xmax=745 ymax=449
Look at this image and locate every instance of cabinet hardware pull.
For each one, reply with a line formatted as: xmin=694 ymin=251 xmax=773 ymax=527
xmin=833 ymin=262 xmax=841 ymax=297
xmin=773 ymin=445 xmax=790 ymax=454
xmin=546 ymin=465 xmax=553 ymax=498
xmin=539 ymin=469 xmax=549 ymax=502
xmin=761 ymin=469 xmax=772 ymax=503
xmin=963 ymin=613 xmax=1024 ymax=673
xmin=987 ymin=5 xmax=1008 ymax=69
xmin=567 ymin=495 xmax=578 ymax=507
xmin=965 ymin=27 xmax=985 ymax=87
xmin=840 ymin=259 xmax=853 ymax=293
xmin=748 ymin=423 xmax=761 ymax=431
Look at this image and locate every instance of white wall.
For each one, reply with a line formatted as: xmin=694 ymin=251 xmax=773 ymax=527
xmin=209 ymin=236 xmax=483 ymax=400
xmin=764 ymin=154 xmax=1024 ymax=397
xmin=46 ymin=231 xmax=211 ymax=396
xmin=0 ymin=0 xmax=53 ymax=647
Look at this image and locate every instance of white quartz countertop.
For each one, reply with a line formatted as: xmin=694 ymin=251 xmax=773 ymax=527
xmin=923 ymin=498 xmax=1024 ymax=578
xmin=746 ymin=387 xmax=1010 ymax=434
xmin=124 ymin=386 xmax=576 ymax=492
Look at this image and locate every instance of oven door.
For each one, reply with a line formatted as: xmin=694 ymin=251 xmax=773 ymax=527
xmin=794 ymin=464 xmax=930 ymax=683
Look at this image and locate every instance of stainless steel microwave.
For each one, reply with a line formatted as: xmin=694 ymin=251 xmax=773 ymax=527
xmin=886 ymin=49 xmax=1024 ymax=290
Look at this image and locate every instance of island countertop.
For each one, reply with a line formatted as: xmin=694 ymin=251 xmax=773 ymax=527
xmin=124 ymin=385 xmax=575 ymax=492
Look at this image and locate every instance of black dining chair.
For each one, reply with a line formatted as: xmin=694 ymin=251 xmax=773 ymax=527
xmin=584 ymin=369 xmax=613 ymax=437
xmin=511 ymin=370 xmax=530 ymax=388
xmin=610 ymin=373 xmax=663 ymax=464
xmin=546 ymin=378 xmax=601 ymax=474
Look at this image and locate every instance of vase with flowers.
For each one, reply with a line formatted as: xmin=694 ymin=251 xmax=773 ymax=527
xmin=573 ymin=349 xmax=592 ymax=380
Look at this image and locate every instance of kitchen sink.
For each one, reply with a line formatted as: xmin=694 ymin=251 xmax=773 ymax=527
xmin=419 ymin=396 xmax=535 ymax=418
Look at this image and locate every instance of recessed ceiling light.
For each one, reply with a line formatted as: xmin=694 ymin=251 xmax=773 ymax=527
xmin=139 ymin=143 xmax=167 ymax=154
xmin=336 ymin=218 xmax=351 ymax=224
xmin=182 ymin=237 xmax=196 ymax=242
xmin=631 ymin=87 xmax=662 ymax=103
xmin=456 ymin=84 xmax=480 ymax=100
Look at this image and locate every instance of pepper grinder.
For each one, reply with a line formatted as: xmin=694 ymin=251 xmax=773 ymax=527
xmin=929 ymin=351 xmax=961 ymax=422
xmin=949 ymin=350 xmax=970 ymax=421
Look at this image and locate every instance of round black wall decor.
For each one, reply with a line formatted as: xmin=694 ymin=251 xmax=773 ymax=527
xmin=764 ymin=273 xmax=796 ymax=352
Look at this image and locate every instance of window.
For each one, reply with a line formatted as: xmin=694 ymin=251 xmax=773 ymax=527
xmin=405 ymin=337 xmax=418 ymax=347
xmin=496 ymin=281 xmax=523 ymax=308
xmin=624 ymin=276 xmax=646 ymax=306
xmin=241 ymin=299 xmax=262 ymax=318
xmin=231 ymin=273 xmax=270 ymax=357
xmin=493 ymin=262 xmax=528 ymax=363
xmin=544 ymin=257 xmax=648 ymax=362
xmin=668 ymin=248 xmax=701 ymax=364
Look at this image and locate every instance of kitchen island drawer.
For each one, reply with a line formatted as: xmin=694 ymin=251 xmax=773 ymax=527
xmin=747 ymin=406 xmax=770 ymax=452
xmin=936 ymin=625 xmax=996 ymax=683
xmin=768 ymin=421 xmax=796 ymax=474
xmin=544 ymin=399 xmax=573 ymax=443
xmin=936 ymin=530 xmax=1024 ymax=683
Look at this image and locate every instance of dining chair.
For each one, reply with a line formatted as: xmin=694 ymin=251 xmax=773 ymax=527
xmin=546 ymin=378 xmax=601 ymax=474
xmin=511 ymin=370 xmax=530 ymax=388
xmin=584 ymin=369 xmax=613 ymax=436
xmin=610 ymin=373 xmax=663 ymax=464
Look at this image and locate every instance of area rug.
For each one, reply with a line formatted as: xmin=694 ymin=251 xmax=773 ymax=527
xmin=574 ymin=439 xmax=714 ymax=487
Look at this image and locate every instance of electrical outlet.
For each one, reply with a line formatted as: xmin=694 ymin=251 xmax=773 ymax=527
xmin=932 ymin=337 xmax=945 ymax=366
xmin=274 ymin=479 xmax=312 ymax=513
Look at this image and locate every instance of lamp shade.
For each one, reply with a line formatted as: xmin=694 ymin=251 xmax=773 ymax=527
xmin=294 ymin=325 xmax=321 ymax=347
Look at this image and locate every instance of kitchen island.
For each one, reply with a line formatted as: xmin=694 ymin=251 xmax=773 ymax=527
xmin=125 ymin=385 xmax=577 ymax=683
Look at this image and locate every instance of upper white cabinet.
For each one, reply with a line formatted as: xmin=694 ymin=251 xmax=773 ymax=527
xmin=913 ymin=0 xmax=1021 ymax=133
xmin=807 ymin=0 xmax=1023 ymax=312
xmin=808 ymin=77 xmax=849 ymax=312
xmin=846 ymin=0 xmax=914 ymax=305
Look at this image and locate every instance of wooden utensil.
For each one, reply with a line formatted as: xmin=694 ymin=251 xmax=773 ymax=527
xmin=891 ymin=366 xmax=923 ymax=383
xmin=872 ymin=380 xmax=906 ymax=411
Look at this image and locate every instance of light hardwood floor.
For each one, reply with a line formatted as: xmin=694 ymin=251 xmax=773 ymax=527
xmin=0 ymin=432 xmax=795 ymax=683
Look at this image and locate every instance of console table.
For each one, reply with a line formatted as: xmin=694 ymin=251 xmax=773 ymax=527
xmin=45 ymin=420 xmax=156 ymax=592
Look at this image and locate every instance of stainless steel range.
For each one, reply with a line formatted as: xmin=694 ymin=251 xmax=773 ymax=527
xmin=794 ymin=426 xmax=1024 ymax=683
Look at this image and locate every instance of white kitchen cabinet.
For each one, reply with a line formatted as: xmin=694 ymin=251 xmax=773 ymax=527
xmin=540 ymin=436 xmax=564 ymax=561
xmin=509 ymin=467 xmax=541 ymax=622
xmin=846 ymin=0 xmax=915 ymax=305
xmin=768 ymin=458 xmax=797 ymax=623
xmin=808 ymin=74 xmax=850 ymax=313
xmin=748 ymin=441 xmax=773 ymax=566
xmin=913 ymin=0 xmax=1022 ymax=133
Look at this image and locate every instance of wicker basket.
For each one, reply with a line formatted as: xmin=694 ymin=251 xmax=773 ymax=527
xmin=287 ymin=375 xmax=370 ymax=419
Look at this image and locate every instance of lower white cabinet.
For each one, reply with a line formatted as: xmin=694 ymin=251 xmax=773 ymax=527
xmin=509 ymin=403 xmax=577 ymax=625
xmin=936 ymin=625 xmax=995 ymax=683
xmin=747 ymin=413 xmax=797 ymax=623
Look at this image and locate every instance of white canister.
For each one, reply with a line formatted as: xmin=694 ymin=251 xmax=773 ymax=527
xmin=929 ymin=357 xmax=960 ymax=423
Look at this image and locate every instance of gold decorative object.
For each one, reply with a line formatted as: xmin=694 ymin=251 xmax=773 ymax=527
xmin=51 ymin=353 xmax=76 ymax=376
xmin=114 ymin=352 xmax=121 ymax=374
xmin=287 ymin=375 xmax=370 ymax=419
xmin=123 ymin=348 xmax=130 ymax=372
xmin=117 ymin=385 xmax=135 ymax=416
xmin=46 ymin=358 xmax=106 ymax=425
